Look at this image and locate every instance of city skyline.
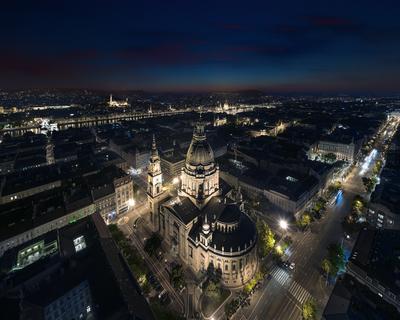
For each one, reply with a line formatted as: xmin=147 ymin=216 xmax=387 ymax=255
xmin=1 ymin=0 xmax=400 ymax=93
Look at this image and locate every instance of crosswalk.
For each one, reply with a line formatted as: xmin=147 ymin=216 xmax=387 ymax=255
xmin=287 ymin=281 xmax=312 ymax=304
xmin=269 ymin=266 xmax=290 ymax=286
xmin=269 ymin=266 xmax=312 ymax=305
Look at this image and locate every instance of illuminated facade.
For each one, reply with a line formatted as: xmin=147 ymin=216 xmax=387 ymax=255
xmin=148 ymin=123 xmax=258 ymax=288
xmin=108 ymin=94 xmax=130 ymax=107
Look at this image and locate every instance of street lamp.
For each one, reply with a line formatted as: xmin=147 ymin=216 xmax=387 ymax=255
xmin=279 ymin=219 xmax=288 ymax=231
xmin=172 ymin=177 xmax=180 ymax=185
xmin=128 ymin=198 xmax=135 ymax=207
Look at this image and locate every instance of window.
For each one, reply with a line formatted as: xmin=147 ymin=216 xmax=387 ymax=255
xmin=73 ymin=236 xmax=86 ymax=252
xmin=189 ymin=246 xmax=193 ymax=258
xmin=225 ymin=264 xmax=228 ymax=271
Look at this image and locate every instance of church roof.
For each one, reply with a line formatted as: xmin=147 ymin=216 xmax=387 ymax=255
xmin=217 ymin=203 xmax=242 ymax=223
xmin=163 ymin=196 xmax=200 ymax=225
xmin=211 ymin=214 xmax=256 ymax=253
xmin=187 ymin=209 xmax=257 ymax=254
xmin=163 ymin=190 xmax=257 ymax=255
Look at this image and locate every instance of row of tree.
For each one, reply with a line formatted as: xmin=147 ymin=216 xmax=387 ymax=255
xmin=321 ymin=243 xmax=345 ymax=277
xmin=256 ymin=220 xmax=276 ymax=257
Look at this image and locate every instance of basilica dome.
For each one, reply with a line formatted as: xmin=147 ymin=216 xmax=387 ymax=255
xmin=185 ymin=123 xmax=215 ymax=168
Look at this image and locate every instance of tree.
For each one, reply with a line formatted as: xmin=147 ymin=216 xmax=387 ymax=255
xmin=298 ymin=213 xmax=312 ymax=229
xmin=373 ymin=160 xmax=383 ymax=175
xmin=205 ymin=280 xmax=220 ymax=298
xmin=170 ymin=264 xmax=185 ymax=289
xmin=321 ymin=258 xmax=332 ymax=276
xmin=257 ymin=221 xmax=275 ymax=257
xmin=144 ymin=233 xmax=162 ymax=256
xmin=326 ymin=243 xmax=345 ymax=275
xmin=108 ymin=224 xmax=126 ymax=244
xmin=302 ymin=299 xmax=317 ymax=320
xmin=322 ymin=153 xmax=337 ymax=163
xmin=352 ymin=195 xmax=365 ymax=215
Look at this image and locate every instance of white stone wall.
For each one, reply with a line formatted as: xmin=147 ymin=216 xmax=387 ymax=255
xmin=318 ymin=141 xmax=355 ymax=162
xmin=188 ymin=243 xmax=258 ymax=288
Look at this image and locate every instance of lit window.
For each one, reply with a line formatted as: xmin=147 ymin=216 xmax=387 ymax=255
xmin=73 ymin=236 xmax=86 ymax=252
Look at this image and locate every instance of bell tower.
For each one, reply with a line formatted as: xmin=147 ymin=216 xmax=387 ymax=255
xmin=147 ymin=135 xmax=164 ymax=231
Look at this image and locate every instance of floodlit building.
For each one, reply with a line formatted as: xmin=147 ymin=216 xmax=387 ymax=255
xmin=108 ymin=94 xmax=130 ymax=107
xmin=148 ymin=123 xmax=258 ymax=288
xmin=310 ymin=129 xmax=363 ymax=163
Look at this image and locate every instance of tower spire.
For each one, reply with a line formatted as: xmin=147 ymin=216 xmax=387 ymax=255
xmin=147 ymin=134 xmax=163 ymax=232
xmin=150 ymin=134 xmax=159 ymax=159
xmin=193 ymin=121 xmax=206 ymax=141
xmin=202 ymin=213 xmax=210 ymax=235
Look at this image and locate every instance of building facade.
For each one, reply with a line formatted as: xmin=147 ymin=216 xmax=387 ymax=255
xmin=114 ymin=173 xmax=134 ymax=215
xmin=0 ymin=202 xmax=95 ymax=257
xmin=313 ymin=139 xmax=360 ymax=163
xmin=148 ymin=123 xmax=258 ymax=288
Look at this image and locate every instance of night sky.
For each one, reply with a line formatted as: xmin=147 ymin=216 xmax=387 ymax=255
xmin=1 ymin=0 xmax=400 ymax=93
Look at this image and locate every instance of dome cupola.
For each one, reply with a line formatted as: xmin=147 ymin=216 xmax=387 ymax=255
xmin=185 ymin=122 xmax=215 ymax=168
xmin=179 ymin=120 xmax=220 ymax=209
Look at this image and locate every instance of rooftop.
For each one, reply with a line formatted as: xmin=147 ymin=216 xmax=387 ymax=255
xmin=323 ymin=274 xmax=400 ymax=320
xmin=0 ymin=214 xmax=154 ymax=320
xmin=1 ymin=165 xmax=60 ymax=196
xmin=349 ymin=228 xmax=400 ymax=296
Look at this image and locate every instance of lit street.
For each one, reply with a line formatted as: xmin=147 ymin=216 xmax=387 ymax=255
xmin=1 ymin=3 xmax=400 ymax=320
xmin=231 ymin=119 xmax=397 ymax=320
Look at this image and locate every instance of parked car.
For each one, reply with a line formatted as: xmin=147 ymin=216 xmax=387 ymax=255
xmin=158 ymin=290 xmax=170 ymax=304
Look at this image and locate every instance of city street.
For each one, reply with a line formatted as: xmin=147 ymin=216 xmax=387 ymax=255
xmin=2 ymin=5 xmax=400 ymax=320
xmin=118 ymin=208 xmax=186 ymax=315
xmin=115 ymin=118 xmax=398 ymax=320
xmin=232 ymin=118 xmax=397 ymax=320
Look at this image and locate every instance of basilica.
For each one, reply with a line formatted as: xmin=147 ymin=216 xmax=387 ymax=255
xmin=147 ymin=122 xmax=258 ymax=288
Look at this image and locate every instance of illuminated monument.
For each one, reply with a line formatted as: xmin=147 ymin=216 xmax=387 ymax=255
xmin=148 ymin=122 xmax=258 ymax=288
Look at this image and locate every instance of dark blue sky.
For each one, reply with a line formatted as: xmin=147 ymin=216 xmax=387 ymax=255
xmin=1 ymin=0 xmax=400 ymax=93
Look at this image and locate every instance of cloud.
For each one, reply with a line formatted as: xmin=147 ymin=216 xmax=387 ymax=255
xmin=0 ymin=49 xmax=101 ymax=82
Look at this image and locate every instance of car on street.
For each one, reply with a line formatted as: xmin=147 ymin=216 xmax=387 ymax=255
xmin=158 ymin=290 xmax=170 ymax=304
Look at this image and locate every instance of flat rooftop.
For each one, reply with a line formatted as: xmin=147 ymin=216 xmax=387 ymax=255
xmin=350 ymin=228 xmax=400 ymax=296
